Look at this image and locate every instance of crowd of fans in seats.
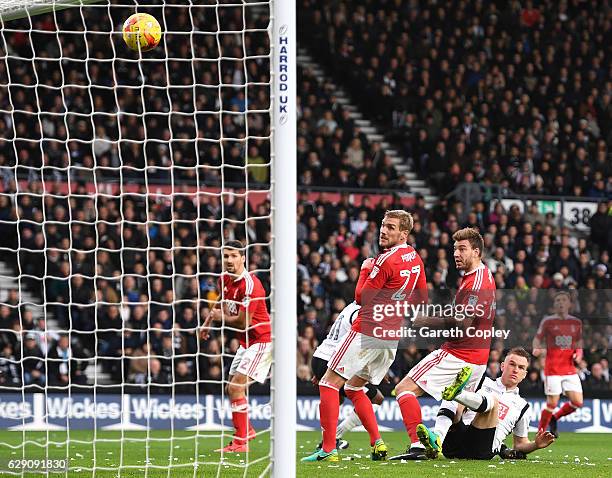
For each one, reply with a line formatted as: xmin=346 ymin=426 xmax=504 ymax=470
xmin=300 ymin=0 xmax=611 ymax=197
xmin=0 ymin=177 xmax=271 ymax=393
xmin=0 ymin=186 xmax=609 ymax=394
xmin=0 ymin=3 xmax=271 ymax=190
xmin=295 ymin=192 xmax=611 ymax=394
xmin=0 ymin=2 xmax=272 ymax=393
xmin=0 ymin=1 xmax=610 ymax=396
xmin=297 ymin=66 xmax=415 ymax=190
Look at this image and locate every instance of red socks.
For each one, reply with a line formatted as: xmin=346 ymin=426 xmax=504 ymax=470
xmin=231 ymin=397 xmax=249 ymax=443
xmin=538 ymin=407 xmax=553 ymax=431
xmin=540 ymin=401 xmax=582 ymax=431
xmin=319 ymin=382 xmax=340 ymax=452
xmin=554 ymin=402 xmax=581 ymax=420
xmin=397 ymin=391 xmax=421 ymax=443
xmin=345 ymin=387 xmax=380 ymax=445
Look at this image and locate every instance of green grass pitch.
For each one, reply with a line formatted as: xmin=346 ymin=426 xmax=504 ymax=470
xmin=0 ymin=431 xmax=609 ymax=477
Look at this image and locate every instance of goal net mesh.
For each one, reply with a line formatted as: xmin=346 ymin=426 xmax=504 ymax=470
xmin=0 ymin=0 xmax=273 ymax=475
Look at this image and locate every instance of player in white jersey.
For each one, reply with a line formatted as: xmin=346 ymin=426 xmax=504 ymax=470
xmin=311 ymin=302 xmax=385 ymax=449
xmin=312 ymin=301 xmax=360 ymax=367
xmin=440 ymin=347 xmax=555 ymax=460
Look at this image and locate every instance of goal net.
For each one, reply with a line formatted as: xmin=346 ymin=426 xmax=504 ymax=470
xmin=0 ymin=0 xmax=295 ymax=476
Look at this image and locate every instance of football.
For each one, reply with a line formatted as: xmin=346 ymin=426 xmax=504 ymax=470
xmin=122 ymin=13 xmax=162 ymax=51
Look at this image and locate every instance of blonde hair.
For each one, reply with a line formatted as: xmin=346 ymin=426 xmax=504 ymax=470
xmin=452 ymin=227 xmax=484 ymax=257
xmin=384 ymin=210 xmax=414 ymax=233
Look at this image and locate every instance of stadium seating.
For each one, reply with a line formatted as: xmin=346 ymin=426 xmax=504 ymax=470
xmin=299 ymin=0 xmax=611 ymax=196
xmin=0 ymin=0 xmax=610 ymax=397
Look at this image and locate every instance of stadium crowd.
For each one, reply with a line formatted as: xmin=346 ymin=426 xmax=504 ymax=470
xmin=0 ymin=184 xmax=609 ymax=394
xmin=300 ymin=0 xmax=612 ymax=197
xmin=0 ymin=1 xmax=273 ymax=393
xmin=0 ymin=0 xmax=609 ymax=397
xmin=0 ymin=1 xmax=272 ymax=190
xmin=294 ymin=192 xmax=611 ymax=395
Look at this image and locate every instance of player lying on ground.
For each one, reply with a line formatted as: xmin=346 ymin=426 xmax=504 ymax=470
xmin=392 ymin=228 xmax=496 ymax=460
xmin=302 ymin=210 xmax=427 ymax=463
xmin=438 ymin=347 xmax=555 ymax=460
xmin=533 ymin=291 xmax=584 ymax=438
xmin=311 ymin=268 xmax=385 ymax=451
xmin=200 ymin=240 xmax=272 ymax=453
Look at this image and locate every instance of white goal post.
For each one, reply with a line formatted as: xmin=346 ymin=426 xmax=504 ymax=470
xmin=0 ymin=0 xmax=296 ymax=476
xmin=271 ymin=0 xmax=297 ymax=475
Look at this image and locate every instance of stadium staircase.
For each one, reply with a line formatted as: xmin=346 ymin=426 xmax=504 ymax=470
xmin=0 ymin=261 xmax=113 ymax=384
xmin=297 ymin=48 xmax=438 ymax=206
xmin=0 ymin=261 xmax=45 ymax=321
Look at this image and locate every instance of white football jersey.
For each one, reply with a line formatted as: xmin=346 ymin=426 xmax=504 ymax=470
xmin=462 ymin=377 xmax=530 ymax=453
xmin=313 ymin=301 xmax=360 ymax=362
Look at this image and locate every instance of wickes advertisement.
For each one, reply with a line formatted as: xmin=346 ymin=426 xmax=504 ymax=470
xmin=0 ymin=394 xmax=610 ymax=433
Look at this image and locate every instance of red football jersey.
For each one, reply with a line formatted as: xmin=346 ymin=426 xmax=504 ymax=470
xmin=441 ymin=262 xmax=496 ymax=365
xmin=220 ymin=270 xmax=271 ymax=347
xmin=353 ymin=243 xmax=428 ymax=339
xmin=535 ymin=315 xmax=582 ymax=376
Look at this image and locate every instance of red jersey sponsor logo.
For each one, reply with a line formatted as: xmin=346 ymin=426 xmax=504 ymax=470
xmin=441 ymin=263 xmax=496 ymax=365
xmin=535 ymin=315 xmax=582 ymax=376
xmin=220 ymin=271 xmax=271 ymax=347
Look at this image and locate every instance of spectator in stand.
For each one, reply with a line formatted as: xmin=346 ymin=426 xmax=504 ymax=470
xmin=486 ymin=360 xmax=501 ymax=380
xmin=520 ymin=369 xmax=544 ymax=396
xmin=300 ymin=0 xmax=611 ymax=197
xmin=577 ymin=359 xmax=591 ymax=382
xmin=174 ymin=361 xmax=195 ymax=394
xmin=601 ymin=359 xmax=610 ymax=383
xmin=587 ymin=363 xmax=610 ymax=392
xmin=0 ymin=343 xmax=21 ymax=387
xmin=47 ymin=335 xmax=87 ymax=387
xmin=22 ymin=333 xmax=45 ymax=388
xmin=149 ymin=358 xmax=170 ymax=394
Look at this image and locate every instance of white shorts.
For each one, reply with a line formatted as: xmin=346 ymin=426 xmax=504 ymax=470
xmin=544 ymin=374 xmax=583 ymax=396
xmin=407 ymin=349 xmax=486 ymax=401
xmin=229 ymin=342 xmax=272 ymax=384
xmin=328 ymin=331 xmax=397 ymax=385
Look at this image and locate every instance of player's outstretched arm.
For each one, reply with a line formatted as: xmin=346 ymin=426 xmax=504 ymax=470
xmin=532 ymin=319 xmax=548 ymax=357
xmin=199 ymin=300 xmax=221 ymax=340
xmin=512 ymin=430 xmax=555 ymax=454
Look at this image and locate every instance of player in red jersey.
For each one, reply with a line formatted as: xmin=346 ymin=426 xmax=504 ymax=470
xmin=302 ymin=210 xmax=427 ymax=463
xmin=392 ymin=227 xmax=496 ymax=460
xmin=533 ymin=291 xmax=583 ymax=438
xmin=200 ymin=240 xmax=271 ymax=453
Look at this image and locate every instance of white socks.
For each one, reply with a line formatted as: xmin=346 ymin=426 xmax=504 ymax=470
xmin=432 ymin=399 xmax=457 ymax=443
xmin=433 ymin=414 xmax=453 ymax=443
xmin=455 ymin=390 xmax=494 ymax=413
xmin=336 ymin=403 xmax=380 ymax=438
